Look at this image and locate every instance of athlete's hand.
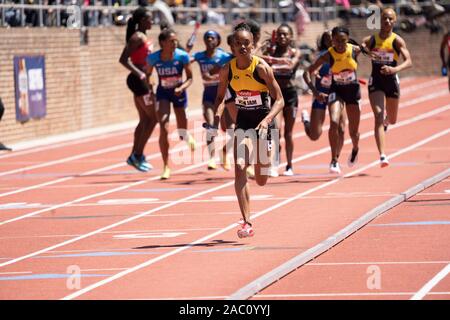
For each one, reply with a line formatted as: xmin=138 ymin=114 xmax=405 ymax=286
xmin=314 ymin=91 xmax=328 ymax=103
xmin=255 ymin=118 xmax=270 ymax=140
xmin=174 ymin=87 xmax=183 ymax=96
xmin=380 ymin=65 xmax=396 ymax=75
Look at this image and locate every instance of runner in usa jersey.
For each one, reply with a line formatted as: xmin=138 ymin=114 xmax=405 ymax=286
xmin=147 ymin=29 xmax=196 ymax=180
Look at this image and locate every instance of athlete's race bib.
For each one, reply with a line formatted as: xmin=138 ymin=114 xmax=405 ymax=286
xmin=160 ymin=75 xmax=182 ymax=88
xmin=333 ymin=70 xmax=356 ymax=84
xmin=373 ymin=49 xmax=394 ymax=64
xmin=320 ymin=74 xmax=332 ymax=88
xmin=235 ymin=90 xmax=263 ymax=109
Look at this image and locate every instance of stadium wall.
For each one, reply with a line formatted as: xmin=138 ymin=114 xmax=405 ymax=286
xmin=0 ymin=21 xmax=442 ymax=144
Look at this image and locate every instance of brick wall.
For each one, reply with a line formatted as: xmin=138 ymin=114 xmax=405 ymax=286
xmin=0 ymin=20 xmax=442 ymax=145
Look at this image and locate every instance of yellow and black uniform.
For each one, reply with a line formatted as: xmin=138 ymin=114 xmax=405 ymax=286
xmin=228 ymin=56 xmax=274 ymax=137
xmin=270 ymin=48 xmax=300 ymax=114
xmin=328 ymin=43 xmax=361 ymax=105
xmin=367 ymin=32 xmax=401 ymax=98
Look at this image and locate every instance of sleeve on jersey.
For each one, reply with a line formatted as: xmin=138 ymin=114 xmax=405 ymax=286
xmin=147 ymin=52 xmax=157 ymax=66
xmin=192 ymin=52 xmax=200 ymax=62
xmin=181 ymin=50 xmax=191 ymax=65
xmin=219 ymin=53 xmax=233 ymax=67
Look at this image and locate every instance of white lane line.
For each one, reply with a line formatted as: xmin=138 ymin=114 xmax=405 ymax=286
xmin=0 ymin=77 xmax=443 ymax=164
xmin=4 ymin=99 xmax=449 ymax=226
xmin=0 ymin=108 xmax=204 ymax=160
xmin=0 ymin=181 xmax=235 ymax=269
xmin=411 ymin=263 xmax=450 ymax=300
xmin=0 ymin=132 xmax=231 ymax=224
xmin=80 ymin=268 xmax=129 ymax=273
xmin=228 ymin=136 xmax=450 ymax=300
xmin=0 ymin=81 xmax=445 ymax=200
xmin=0 ymin=271 xmax=33 ymax=275
xmin=2 ymin=98 xmax=449 ymax=269
xmin=308 ymin=261 xmax=450 ymax=266
xmin=128 ymin=291 xmax=450 ymax=300
xmin=254 ymin=292 xmax=450 ymax=298
xmin=62 ymin=128 xmax=450 ymax=300
xmin=0 ymin=227 xmax=226 ymax=240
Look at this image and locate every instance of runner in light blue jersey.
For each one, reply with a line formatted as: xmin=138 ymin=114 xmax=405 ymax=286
xmin=147 ymin=28 xmax=196 ymax=180
xmin=192 ymin=30 xmax=232 ymax=170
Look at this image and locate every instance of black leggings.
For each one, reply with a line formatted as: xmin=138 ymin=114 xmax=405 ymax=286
xmin=0 ymin=98 xmax=4 ymax=121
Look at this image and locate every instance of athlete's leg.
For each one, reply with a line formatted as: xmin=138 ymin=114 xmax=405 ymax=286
xmin=385 ymin=97 xmax=399 ymax=125
xmin=254 ymin=136 xmax=271 ymax=187
xmin=133 ymin=93 xmax=158 ymax=156
xmin=336 ymin=106 xmax=346 ymax=160
xmin=156 ymin=99 xmax=171 ymax=167
xmin=203 ymin=101 xmax=216 ymax=166
xmin=173 ymin=105 xmax=196 ymax=152
xmin=221 ymin=108 xmax=234 ymax=170
xmin=345 ymin=102 xmax=361 ymax=153
xmin=283 ymin=106 xmax=297 ymax=170
xmin=305 ymin=106 xmax=326 ymax=141
xmin=234 ymin=134 xmax=251 ymax=223
xmin=328 ymin=100 xmax=344 ymax=162
xmin=369 ymin=91 xmax=386 ymax=156
xmin=226 ymin=100 xmax=238 ymax=123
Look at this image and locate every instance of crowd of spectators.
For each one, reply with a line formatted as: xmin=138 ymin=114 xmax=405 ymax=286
xmin=1 ymin=0 xmax=449 ymax=32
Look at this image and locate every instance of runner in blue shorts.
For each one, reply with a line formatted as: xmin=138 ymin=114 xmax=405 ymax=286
xmin=192 ymin=30 xmax=232 ymax=170
xmin=147 ymin=28 xmax=196 ymax=180
xmin=302 ymin=30 xmax=346 ymax=174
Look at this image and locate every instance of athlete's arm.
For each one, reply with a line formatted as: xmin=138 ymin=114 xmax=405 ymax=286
xmin=381 ymin=36 xmax=412 ymax=75
xmin=361 ymin=36 xmax=377 ymax=60
xmin=303 ymin=52 xmax=329 ymax=103
xmin=119 ymin=33 xmax=146 ymax=80
xmin=212 ymin=63 xmax=230 ymax=128
xmin=175 ymin=60 xmax=193 ymax=95
xmin=255 ymin=60 xmax=284 ymax=130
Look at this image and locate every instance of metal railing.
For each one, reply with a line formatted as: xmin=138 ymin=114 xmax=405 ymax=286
xmin=0 ymin=0 xmax=448 ymax=28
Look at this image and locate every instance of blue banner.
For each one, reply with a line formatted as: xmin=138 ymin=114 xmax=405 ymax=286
xmin=13 ymin=55 xmax=47 ymax=123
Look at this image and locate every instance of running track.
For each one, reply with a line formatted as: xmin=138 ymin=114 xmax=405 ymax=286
xmin=0 ymin=76 xmax=448 ymax=300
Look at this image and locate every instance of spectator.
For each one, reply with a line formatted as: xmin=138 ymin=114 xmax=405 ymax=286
xmin=294 ymin=0 xmax=311 ymax=39
xmin=0 ymin=98 xmax=12 ymax=151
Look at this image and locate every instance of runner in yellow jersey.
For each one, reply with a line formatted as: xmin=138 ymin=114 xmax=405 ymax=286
xmin=362 ymin=7 xmax=412 ymax=168
xmin=304 ymin=26 xmax=363 ymax=174
xmin=209 ymin=23 xmax=284 ymax=238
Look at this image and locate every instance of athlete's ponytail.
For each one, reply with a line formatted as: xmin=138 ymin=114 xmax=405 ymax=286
xmin=126 ymin=6 xmax=150 ymax=42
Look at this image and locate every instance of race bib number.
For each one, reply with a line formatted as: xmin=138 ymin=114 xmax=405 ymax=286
xmin=235 ymin=90 xmax=263 ymax=109
xmin=373 ymin=49 xmax=394 ymax=64
xmin=143 ymin=93 xmax=152 ymax=106
xmin=160 ymin=75 xmax=182 ymax=88
xmin=333 ymin=70 xmax=356 ymax=84
xmin=328 ymin=92 xmax=336 ymax=103
xmin=320 ymin=74 xmax=332 ymax=88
